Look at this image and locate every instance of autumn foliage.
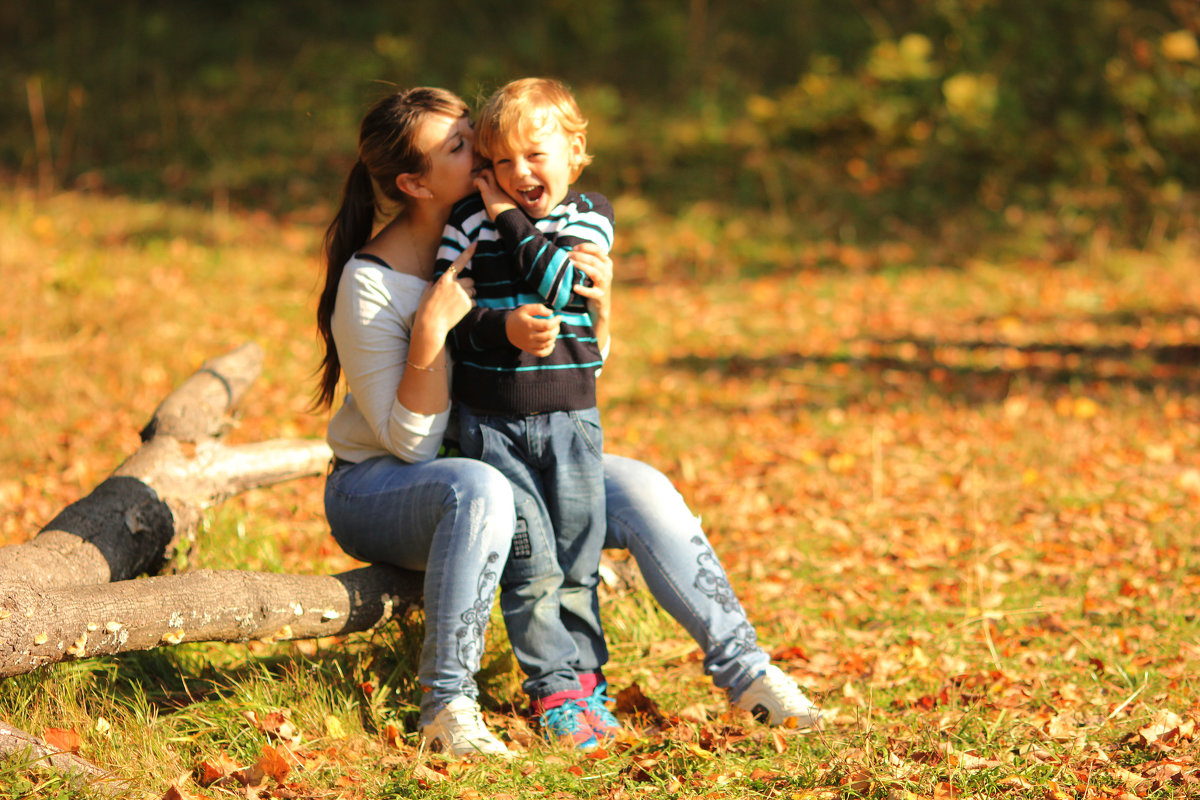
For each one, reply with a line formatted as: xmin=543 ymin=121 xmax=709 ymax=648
xmin=2 ymin=189 xmax=1200 ymax=794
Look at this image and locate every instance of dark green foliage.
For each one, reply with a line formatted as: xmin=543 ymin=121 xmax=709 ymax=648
xmin=3 ymin=0 xmax=1197 ymax=247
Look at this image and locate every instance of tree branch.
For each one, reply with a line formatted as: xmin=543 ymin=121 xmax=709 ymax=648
xmin=0 ymin=343 xmax=332 ymax=589
xmin=0 ymin=565 xmax=421 ymax=678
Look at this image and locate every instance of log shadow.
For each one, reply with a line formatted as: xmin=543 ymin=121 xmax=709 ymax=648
xmin=664 ymin=310 xmax=1200 ymax=408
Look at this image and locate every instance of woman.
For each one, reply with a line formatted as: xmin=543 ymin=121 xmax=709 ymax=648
xmin=315 ymin=87 xmax=820 ymax=759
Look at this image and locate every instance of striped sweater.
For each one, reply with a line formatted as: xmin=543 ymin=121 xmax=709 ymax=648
xmin=434 ymin=190 xmax=615 ymax=415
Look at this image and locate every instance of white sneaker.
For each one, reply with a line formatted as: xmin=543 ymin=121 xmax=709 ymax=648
xmin=733 ymin=665 xmax=822 ymax=730
xmin=420 ymin=696 xmax=513 ymax=758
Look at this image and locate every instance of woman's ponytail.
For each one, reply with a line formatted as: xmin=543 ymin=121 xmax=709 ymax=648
xmin=312 ymin=87 xmax=471 ymax=411
xmin=313 ymin=159 xmax=375 ymax=410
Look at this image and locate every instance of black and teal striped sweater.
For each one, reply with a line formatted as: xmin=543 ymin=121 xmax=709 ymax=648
xmin=434 ymin=190 xmax=615 ymax=416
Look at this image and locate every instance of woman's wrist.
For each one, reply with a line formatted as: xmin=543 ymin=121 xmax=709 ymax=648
xmin=404 ymin=332 xmax=447 ymax=372
xmin=405 ymin=350 xmax=448 ymax=371
xmin=406 ymin=357 xmax=445 ymax=372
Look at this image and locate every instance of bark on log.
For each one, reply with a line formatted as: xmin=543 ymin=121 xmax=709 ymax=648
xmin=0 ymin=343 xmax=333 ymax=589
xmin=0 ymin=565 xmax=422 ymax=678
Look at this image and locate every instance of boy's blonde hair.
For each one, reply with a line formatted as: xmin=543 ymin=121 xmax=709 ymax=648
xmin=476 ymin=78 xmax=594 ymax=179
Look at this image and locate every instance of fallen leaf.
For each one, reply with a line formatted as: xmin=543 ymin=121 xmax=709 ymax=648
xmin=842 ymin=769 xmax=871 ymax=794
xmin=413 ymin=762 xmax=448 ymax=786
xmin=383 ymin=722 xmax=404 ymax=749
xmin=1136 ymin=710 xmax=1191 ymax=750
xmin=1044 ymin=778 xmax=1072 ymax=800
xmin=324 ymin=714 xmax=345 ymax=739
xmin=157 ymin=771 xmax=200 ymax=800
xmin=256 ymin=710 xmax=302 ymax=745
xmin=1073 ymin=397 xmax=1100 ymax=419
xmin=231 ymin=763 xmax=267 ymax=788
xmin=615 ymin=683 xmax=667 ymax=725
xmin=43 ymin=727 xmax=81 ymax=754
xmin=257 ymin=743 xmax=292 ymax=783
xmin=678 ymin=703 xmax=709 ymax=724
xmin=196 ymin=751 xmax=239 ymax=786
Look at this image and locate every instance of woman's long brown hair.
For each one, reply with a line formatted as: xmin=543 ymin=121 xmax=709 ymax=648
xmin=313 ymin=87 xmax=469 ymax=410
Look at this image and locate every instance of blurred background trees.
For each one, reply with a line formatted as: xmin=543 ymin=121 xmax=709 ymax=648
xmin=3 ymin=0 xmax=1197 ymax=255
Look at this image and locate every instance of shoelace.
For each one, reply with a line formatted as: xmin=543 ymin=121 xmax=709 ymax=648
xmin=761 ymin=670 xmax=813 ymax=710
xmin=582 ymin=693 xmax=620 ymax=729
xmin=541 ymin=703 xmax=587 ymax=734
xmin=446 ymin=702 xmax=493 ymax=741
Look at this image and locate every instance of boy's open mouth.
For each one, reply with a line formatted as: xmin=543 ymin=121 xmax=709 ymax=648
xmin=519 ymin=186 xmax=545 ymax=204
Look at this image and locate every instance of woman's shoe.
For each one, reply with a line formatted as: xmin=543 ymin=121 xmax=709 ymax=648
xmin=421 ymin=696 xmax=513 ymax=758
xmin=733 ymin=665 xmax=822 ymax=730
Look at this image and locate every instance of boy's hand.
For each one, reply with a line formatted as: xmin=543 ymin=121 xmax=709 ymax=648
xmin=475 ymin=168 xmax=518 ymax=220
xmin=506 ymin=304 xmax=560 ymax=357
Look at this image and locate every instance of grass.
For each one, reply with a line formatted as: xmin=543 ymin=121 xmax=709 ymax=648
xmin=2 ymin=185 xmax=1199 ymax=797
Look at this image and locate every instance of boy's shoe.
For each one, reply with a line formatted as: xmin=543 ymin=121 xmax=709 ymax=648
xmin=537 ymin=694 xmax=599 ymax=750
xmin=421 ymin=696 xmax=513 ymax=758
xmin=580 ymin=682 xmax=623 ymax=739
xmin=733 ymin=665 xmax=822 ymax=730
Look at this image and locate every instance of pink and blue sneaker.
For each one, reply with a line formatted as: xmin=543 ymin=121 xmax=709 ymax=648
xmin=535 ymin=692 xmax=598 ymax=750
xmin=577 ymin=674 xmax=623 ymax=740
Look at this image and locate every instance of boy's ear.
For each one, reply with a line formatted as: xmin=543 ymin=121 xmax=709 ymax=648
xmin=569 ymin=133 xmax=587 ymax=173
xmin=395 ymin=172 xmax=433 ymax=200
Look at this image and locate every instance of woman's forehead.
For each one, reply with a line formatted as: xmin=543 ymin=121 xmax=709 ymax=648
xmin=419 ymin=112 xmax=471 ymax=150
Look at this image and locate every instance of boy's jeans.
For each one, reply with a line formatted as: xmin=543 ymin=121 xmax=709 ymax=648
xmin=459 ymin=406 xmax=607 ymax=701
xmin=323 ymin=455 xmax=515 ymax=725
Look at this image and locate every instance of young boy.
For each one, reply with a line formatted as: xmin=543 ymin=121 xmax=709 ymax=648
xmin=434 ymin=78 xmax=617 ymax=749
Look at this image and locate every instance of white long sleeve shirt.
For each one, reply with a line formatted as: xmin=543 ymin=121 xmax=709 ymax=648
xmin=326 ymin=256 xmax=450 ymax=464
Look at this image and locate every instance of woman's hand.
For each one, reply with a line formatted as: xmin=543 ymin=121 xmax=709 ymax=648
xmin=407 ymin=243 xmax=476 ymax=377
xmin=416 ymin=243 xmax=477 ymax=339
xmin=570 ymin=243 xmax=612 ymax=323
xmin=570 ymin=243 xmax=613 ymax=353
xmin=507 ymin=304 xmax=560 ymax=357
xmin=399 ymin=244 xmax=477 ymax=413
xmin=475 ymin=168 xmax=517 ymax=220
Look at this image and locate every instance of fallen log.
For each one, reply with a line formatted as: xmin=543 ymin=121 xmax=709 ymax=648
xmin=0 ymin=342 xmax=425 ymax=681
xmin=0 ymin=565 xmax=422 ymax=678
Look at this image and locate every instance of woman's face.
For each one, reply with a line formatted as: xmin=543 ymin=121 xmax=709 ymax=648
xmin=413 ymin=112 xmax=478 ymax=205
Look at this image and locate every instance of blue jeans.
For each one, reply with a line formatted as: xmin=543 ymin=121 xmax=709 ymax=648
xmin=459 ymin=407 xmax=606 ymax=701
xmin=323 ymin=455 xmax=515 ymax=726
xmin=601 ymin=454 xmax=770 ymax=700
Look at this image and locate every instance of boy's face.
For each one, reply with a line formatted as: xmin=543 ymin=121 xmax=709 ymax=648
xmin=489 ymin=121 xmax=583 ymax=219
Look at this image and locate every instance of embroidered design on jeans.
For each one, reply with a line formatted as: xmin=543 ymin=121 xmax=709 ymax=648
xmin=729 ymin=620 xmax=758 ymax=654
xmin=691 ymin=536 xmax=758 ymax=654
xmin=692 ymin=535 xmax=742 ymax=613
xmin=456 ymin=551 xmax=501 ymax=671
